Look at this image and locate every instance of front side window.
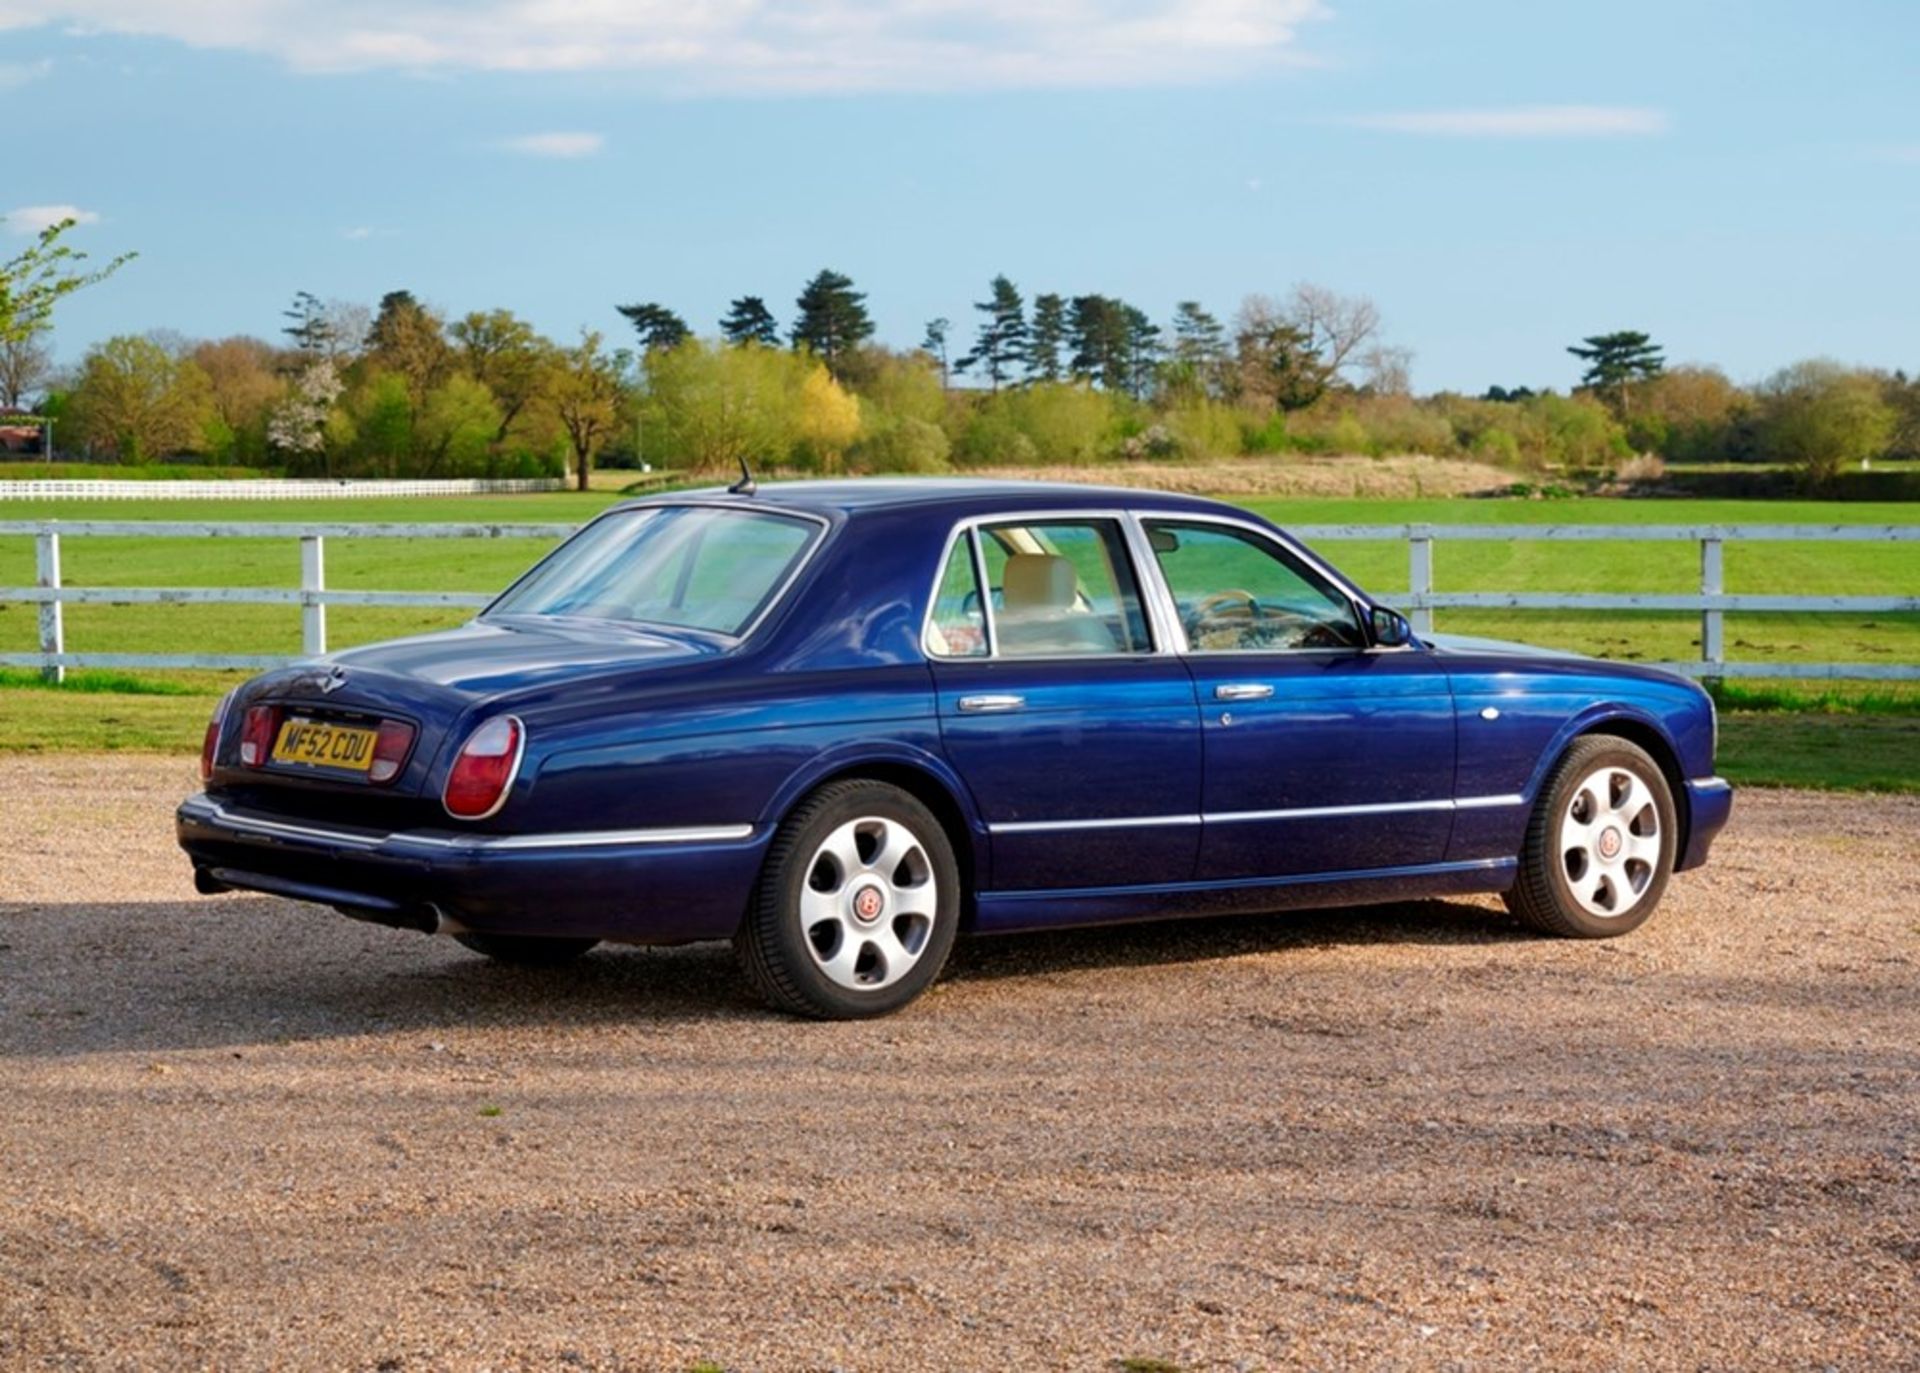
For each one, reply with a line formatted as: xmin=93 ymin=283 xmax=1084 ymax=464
xmin=1145 ymin=520 xmax=1363 ymax=652
xmin=975 ymin=519 xmax=1152 ymax=657
xmin=487 ymin=505 xmax=816 ymax=637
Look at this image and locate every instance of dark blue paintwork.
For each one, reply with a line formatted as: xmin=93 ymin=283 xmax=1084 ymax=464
xmin=176 ymin=479 xmax=1731 ymax=945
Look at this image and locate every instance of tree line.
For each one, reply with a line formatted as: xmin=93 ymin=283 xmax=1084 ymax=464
xmin=4 ymin=231 xmax=1914 ymax=486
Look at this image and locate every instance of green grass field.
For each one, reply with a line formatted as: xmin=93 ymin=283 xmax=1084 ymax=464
xmin=1 ymin=488 xmax=1913 ymax=788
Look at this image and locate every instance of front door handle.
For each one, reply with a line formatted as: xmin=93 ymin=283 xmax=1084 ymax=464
xmin=958 ymin=693 xmax=1027 ymax=714
xmin=1213 ymin=683 xmax=1274 ymax=701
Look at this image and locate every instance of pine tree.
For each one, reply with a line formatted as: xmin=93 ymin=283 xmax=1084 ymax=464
xmin=954 ymin=275 xmax=1028 ymax=392
xmin=616 ymin=302 xmax=690 ymax=353
xmin=921 ymin=317 xmax=951 ymax=389
xmin=1027 ymin=293 xmax=1066 ymax=383
xmin=1068 ymin=295 xmax=1131 ymax=391
xmin=1567 ymin=330 xmax=1664 ymax=414
xmin=1123 ymin=305 xmax=1163 ymax=401
xmin=720 ymin=296 xmax=780 ymax=347
xmin=790 ymin=269 xmax=874 ymax=378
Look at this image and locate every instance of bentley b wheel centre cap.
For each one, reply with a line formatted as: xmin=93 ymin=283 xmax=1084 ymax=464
xmin=851 ymin=884 xmax=886 ymax=924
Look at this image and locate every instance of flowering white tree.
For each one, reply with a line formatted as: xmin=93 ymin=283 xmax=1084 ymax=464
xmin=267 ymin=358 xmax=343 ymax=469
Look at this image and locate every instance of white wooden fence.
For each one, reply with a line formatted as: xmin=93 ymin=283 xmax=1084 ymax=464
xmin=1 ymin=520 xmax=1914 ymax=683
xmin=0 ymin=477 xmax=564 ymax=501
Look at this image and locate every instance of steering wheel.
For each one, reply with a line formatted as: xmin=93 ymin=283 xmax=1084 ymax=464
xmin=1191 ymin=588 xmax=1260 ymax=623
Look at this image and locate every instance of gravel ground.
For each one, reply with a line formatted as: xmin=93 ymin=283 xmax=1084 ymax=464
xmin=1 ymin=756 xmax=1915 ymax=1372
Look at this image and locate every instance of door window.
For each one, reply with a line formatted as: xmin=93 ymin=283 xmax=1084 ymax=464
xmin=976 ymin=519 xmax=1153 ymax=657
xmin=1145 ymin=520 xmax=1363 ymax=652
xmin=926 ymin=534 xmax=988 ymax=658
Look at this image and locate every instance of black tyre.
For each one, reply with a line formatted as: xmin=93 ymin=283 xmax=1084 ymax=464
xmin=735 ymin=779 xmax=961 ymax=1019
xmin=454 ymin=932 xmax=600 ymax=966
xmin=1505 ymin=734 xmax=1677 ymax=938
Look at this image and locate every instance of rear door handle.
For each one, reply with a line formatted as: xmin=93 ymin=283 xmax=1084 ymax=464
xmin=957 ymin=693 xmax=1027 ymax=714
xmin=1213 ymin=683 xmax=1274 ymax=701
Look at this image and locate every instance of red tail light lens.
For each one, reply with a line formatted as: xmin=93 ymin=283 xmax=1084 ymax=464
xmin=368 ymin=719 xmax=416 ymax=785
xmin=443 ymin=716 xmax=523 ymax=820
xmin=200 ymin=690 xmax=235 ymax=781
xmin=238 ymin=705 xmax=280 ymax=768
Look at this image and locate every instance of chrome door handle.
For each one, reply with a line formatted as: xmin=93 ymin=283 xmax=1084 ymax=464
xmin=957 ymin=693 xmax=1026 ymax=714
xmin=1213 ymin=683 xmax=1274 ymax=701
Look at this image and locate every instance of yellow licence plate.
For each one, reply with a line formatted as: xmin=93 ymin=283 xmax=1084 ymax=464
xmin=272 ymin=718 xmax=377 ymax=773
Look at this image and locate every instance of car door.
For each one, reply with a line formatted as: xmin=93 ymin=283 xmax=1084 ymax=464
xmin=925 ymin=514 xmax=1202 ymax=892
xmin=1140 ymin=516 xmax=1457 ymax=881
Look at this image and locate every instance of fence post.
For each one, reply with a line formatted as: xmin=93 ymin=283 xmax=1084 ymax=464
xmin=35 ymin=524 xmax=63 ymax=685
xmin=1407 ymin=525 xmax=1434 ymax=634
xmin=1700 ymin=533 xmax=1724 ymax=685
xmin=300 ymin=534 xmax=327 ymax=656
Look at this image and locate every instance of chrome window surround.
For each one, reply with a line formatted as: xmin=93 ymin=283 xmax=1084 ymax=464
xmin=919 ymin=509 xmax=1175 ymax=662
xmin=918 ymin=506 xmax=1391 ymax=663
xmin=479 ymin=499 xmax=834 ymax=646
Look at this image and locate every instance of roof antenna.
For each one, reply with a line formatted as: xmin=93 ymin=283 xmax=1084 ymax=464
xmin=727 ymin=456 xmax=757 ymax=496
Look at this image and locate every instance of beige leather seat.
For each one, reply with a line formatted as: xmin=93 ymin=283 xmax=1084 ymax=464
xmin=998 ymin=553 xmax=1116 ymax=655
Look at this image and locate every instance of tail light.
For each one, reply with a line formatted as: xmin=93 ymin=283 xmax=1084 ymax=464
xmin=200 ymin=690 xmax=235 ymax=781
xmin=368 ymin=720 xmax=416 ymax=785
xmin=443 ymin=716 xmax=524 ymax=820
xmin=238 ymin=704 xmax=280 ymax=768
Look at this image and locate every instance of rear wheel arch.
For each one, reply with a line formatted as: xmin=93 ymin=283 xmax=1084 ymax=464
xmin=783 ymin=761 xmax=980 ymax=920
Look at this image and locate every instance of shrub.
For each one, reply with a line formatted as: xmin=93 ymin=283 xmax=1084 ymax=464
xmin=851 ymin=415 xmax=950 ymax=473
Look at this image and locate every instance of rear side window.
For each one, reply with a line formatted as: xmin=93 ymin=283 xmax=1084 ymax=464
xmin=926 ymin=535 xmax=988 ymax=658
xmin=976 ymin=519 xmax=1152 ymax=657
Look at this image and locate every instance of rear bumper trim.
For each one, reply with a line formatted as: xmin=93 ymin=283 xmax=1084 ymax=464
xmin=178 ymin=796 xmax=755 ymax=854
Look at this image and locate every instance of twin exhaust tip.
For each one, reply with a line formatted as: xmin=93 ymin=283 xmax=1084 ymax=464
xmin=194 ymin=865 xmax=450 ymax=937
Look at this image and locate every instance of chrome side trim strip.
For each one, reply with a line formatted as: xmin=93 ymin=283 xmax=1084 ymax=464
xmin=991 ymin=813 xmax=1200 ymax=835
xmin=1205 ymin=798 xmax=1456 ymax=824
xmin=1689 ymin=776 xmax=1732 ymax=793
xmin=987 ymin=793 xmax=1528 ymax=835
xmin=464 ymin=825 xmax=757 ymax=850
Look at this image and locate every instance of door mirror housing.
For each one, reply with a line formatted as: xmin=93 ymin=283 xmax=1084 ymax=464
xmin=1370 ymin=606 xmax=1415 ymax=648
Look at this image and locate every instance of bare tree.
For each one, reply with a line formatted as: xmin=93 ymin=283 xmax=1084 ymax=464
xmin=0 ymin=329 xmax=54 ymax=409
xmin=1359 ymin=344 xmax=1415 ymax=397
xmin=1232 ymin=284 xmax=1385 ymax=412
xmin=1287 ymin=283 xmax=1381 ymax=378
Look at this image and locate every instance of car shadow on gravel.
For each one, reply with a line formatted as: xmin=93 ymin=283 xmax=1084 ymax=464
xmin=946 ymin=896 xmax=1534 ymax=982
xmin=1 ymin=894 xmax=1532 ymax=1058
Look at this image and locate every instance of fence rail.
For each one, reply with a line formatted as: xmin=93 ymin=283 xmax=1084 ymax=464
xmin=0 ymin=477 xmax=564 ymax=501
xmin=1 ymin=519 xmax=1914 ymax=683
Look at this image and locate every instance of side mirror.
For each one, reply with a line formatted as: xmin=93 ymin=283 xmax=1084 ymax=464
xmin=1370 ymin=606 xmax=1414 ymax=648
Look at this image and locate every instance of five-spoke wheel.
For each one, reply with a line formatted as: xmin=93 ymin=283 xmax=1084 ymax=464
xmin=1507 ymin=735 xmax=1676 ymax=938
xmin=736 ymin=779 xmax=960 ymax=1018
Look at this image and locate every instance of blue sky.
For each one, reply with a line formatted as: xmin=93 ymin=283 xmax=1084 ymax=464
xmin=6 ymin=0 xmax=1917 ymax=392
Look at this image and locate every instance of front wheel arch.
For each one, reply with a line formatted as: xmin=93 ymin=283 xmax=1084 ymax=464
xmin=1573 ymin=718 xmax=1691 ymax=865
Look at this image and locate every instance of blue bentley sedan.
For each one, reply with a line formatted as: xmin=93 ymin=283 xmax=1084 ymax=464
xmin=178 ymin=480 xmax=1732 ymax=1018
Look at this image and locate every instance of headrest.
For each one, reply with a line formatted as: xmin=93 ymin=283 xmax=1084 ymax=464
xmin=1002 ymin=553 xmax=1076 ymax=610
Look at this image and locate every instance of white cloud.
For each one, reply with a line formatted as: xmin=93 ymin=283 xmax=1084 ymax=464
xmin=1345 ymin=105 xmax=1669 ymax=138
xmin=3 ymin=204 xmax=102 ymax=235
xmin=0 ymin=57 xmax=53 ymax=87
xmin=0 ymin=1 xmax=1328 ymax=92
xmin=500 ymin=131 xmax=605 ymax=159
